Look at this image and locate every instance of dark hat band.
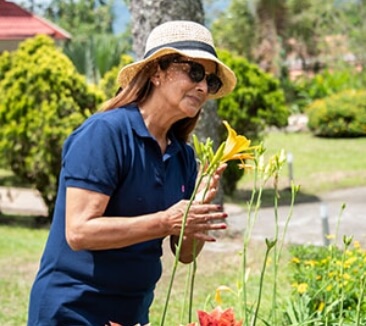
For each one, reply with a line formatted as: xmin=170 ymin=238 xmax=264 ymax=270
xmin=144 ymin=40 xmax=217 ymax=59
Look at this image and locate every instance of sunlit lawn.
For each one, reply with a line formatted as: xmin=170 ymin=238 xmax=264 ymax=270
xmin=0 ymin=220 xmax=48 ymax=325
xmin=247 ymin=131 xmax=366 ymax=193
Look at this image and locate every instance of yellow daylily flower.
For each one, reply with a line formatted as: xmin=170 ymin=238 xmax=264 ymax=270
xmin=221 ymin=120 xmax=255 ymax=163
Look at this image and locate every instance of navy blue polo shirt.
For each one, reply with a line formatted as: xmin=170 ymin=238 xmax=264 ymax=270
xmin=28 ymin=104 xmax=197 ymax=326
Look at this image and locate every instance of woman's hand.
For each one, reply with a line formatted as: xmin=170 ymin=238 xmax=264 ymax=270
xmin=195 ymin=163 xmax=227 ymax=204
xmin=166 ymin=199 xmax=227 ymax=263
xmin=164 ymin=199 xmax=227 ymax=242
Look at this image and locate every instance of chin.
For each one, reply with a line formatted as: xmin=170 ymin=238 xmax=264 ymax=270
xmin=182 ymin=105 xmax=201 ymax=118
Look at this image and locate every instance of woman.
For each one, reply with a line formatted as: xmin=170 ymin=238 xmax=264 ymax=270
xmin=28 ymin=20 xmax=237 ymax=326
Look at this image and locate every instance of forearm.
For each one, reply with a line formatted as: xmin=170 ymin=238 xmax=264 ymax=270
xmin=66 ymin=212 xmax=168 ymax=251
xmin=66 ymin=188 xmax=226 ymax=252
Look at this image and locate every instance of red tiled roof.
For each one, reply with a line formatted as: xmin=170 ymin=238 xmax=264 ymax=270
xmin=0 ymin=0 xmax=71 ymax=40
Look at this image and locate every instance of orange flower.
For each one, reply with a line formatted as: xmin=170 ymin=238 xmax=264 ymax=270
xmin=197 ymin=307 xmax=242 ymax=326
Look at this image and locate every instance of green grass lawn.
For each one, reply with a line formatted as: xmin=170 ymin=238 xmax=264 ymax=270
xmin=252 ymin=131 xmax=366 ymax=193
xmin=231 ymin=132 xmax=366 ymax=207
xmin=0 ymin=222 xmax=48 ymax=325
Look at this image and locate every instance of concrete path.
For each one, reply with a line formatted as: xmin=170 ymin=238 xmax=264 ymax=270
xmin=219 ymin=187 xmax=366 ymax=245
xmin=208 ymin=186 xmax=366 ymax=251
xmin=0 ymin=186 xmax=48 ymax=217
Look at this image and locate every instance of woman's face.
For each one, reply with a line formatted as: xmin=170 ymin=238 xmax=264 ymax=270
xmin=156 ymin=57 xmax=219 ymax=118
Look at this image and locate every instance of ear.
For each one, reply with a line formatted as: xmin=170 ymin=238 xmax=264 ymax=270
xmin=150 ymin=70 xmax=162 ymax=87
xmin=150 ymin=63 xmax=165 ymax=87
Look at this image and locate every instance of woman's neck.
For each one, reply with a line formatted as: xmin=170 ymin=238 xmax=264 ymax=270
xmin=138 ymin=101 xmax=173 ymax=153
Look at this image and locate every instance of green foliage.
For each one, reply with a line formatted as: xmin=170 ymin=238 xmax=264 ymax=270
xmin=0 ymin=35 xmax=105 ymax=217
xmin=99 ymin=54 xmax=134 ymax=99
xmin=286 ymin=242 xmax=366 ymax=324
xmin=63 ymin=33 xmax=132 ymax=84
xmin=285 ymin=68 xmax=366 ymax=113
xmin=45 ymin=0 xmax=114 ymax=35
xmin=218 ymin=50 xmax=289 ymax=141
xmin=306 ymin=90 xmax=366 ymax=138
xmin=217 ymin=50 xmax=289 ymax=194
xmin=0 ymin=50 xmax=11 ymax=80
xmin=211 ymin=0 xmax=255 ymax=58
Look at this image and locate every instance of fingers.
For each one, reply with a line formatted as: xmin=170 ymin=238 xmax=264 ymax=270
xmin=167 ymin=200 xmax=228 ymax=239
xmin=215 ymin=163 xmax=227 ymax=176
xmin=198 ymin=164 xmax=227 ymax=204
xmin=181 ymin=206 xmax=228 ymax=234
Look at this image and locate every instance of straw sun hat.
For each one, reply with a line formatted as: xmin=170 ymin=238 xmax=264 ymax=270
xmin=117 ymin=20 xmax=237 ymax=99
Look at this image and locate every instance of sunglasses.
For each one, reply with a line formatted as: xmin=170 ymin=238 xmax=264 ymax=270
xmin=163 ymin=57 xmax=223 ymax=94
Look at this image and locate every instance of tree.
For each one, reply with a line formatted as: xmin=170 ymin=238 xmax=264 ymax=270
xmin=211 ymin=0 xmax=288 ymax=76
xmin=0 ymin=36 xmax=105 ymax=218
xmin=62 ymin=33 xmax=131 ymax=84
xmin=41 ymin=0 xmax=131 ymax=84
xmin=253 ymin=0 xmax=288 ymax=76
xmin=333 ymin=0 xmax=366 ymax=68
xmin=130 ymin=0 xmax=204 ymax=57
xmin=212 ymin=0 xmax=256 ymax=58
xmin=45 ymin=0 xmax=114 ymax=35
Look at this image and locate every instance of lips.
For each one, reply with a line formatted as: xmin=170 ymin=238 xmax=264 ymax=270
xmin=187 ymin=94 xmax=203 ymax=106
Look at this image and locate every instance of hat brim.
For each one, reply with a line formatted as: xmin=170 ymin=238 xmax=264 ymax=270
xmin=117 ymin=48 xmax=237 ymax=100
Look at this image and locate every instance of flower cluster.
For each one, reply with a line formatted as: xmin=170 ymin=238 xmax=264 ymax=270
xmin=288 ymin=239 xmax=366 ymax=323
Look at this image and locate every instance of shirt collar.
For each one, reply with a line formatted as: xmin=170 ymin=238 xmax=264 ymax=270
xmin=124 ymin=103 xmax=152 ymax=138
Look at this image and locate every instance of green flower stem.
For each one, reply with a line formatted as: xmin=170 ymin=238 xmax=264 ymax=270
xmin=277 ymin=183 xmax=298 ymax=261
xmin=272 ymin=182 xmax=298 ymax=324
xmin=160 ymin=173 xmax=205 ymax=326
xmin=271 ymin=181 xmax=279 ymax=325
xmin=180 ymin=265 xmax=192 ymax=324
xmin=188 ymin=239 xmax=198 ymax=322
xmin=338 ymin=236 xmax=352 ymax=325
xmin=242 ymin=168 xmax=262 ymax=325
xmin=356 ymin=275 xmax=366 ymax=326
xmin=251 ymin=238 xmax=277 ymax=326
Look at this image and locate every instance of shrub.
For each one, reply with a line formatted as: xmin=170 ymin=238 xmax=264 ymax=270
xmin=306 ymin=89 xmax=366 ymax=137
xmin=217 ymin=50 xmax=290 ymax=194
xmin=284 ymin=68 xmax=366 ymax=113
xmin=0 ymin=50 xmax=11 ymax=80
xmin=99 ymin=54 xmax=134 ymax=99
xmin=0 ymin=35 xmax=105 ymax=218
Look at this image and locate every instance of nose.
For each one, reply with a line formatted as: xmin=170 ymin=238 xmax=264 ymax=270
xmin=195 ymin=77 xmax=209 ymax=94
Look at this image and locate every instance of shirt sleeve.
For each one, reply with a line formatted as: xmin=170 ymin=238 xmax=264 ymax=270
xmin=62 ymin=117 xmax=122 ymax=196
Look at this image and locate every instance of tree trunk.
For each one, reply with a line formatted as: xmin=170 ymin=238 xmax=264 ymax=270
xmin=253 ymin=0 xmax=287 ymax=77
xmin=130 ymin=0 xmax=204 ymax=58
xmin=129 ymin=0 xmax=224 ymax=204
